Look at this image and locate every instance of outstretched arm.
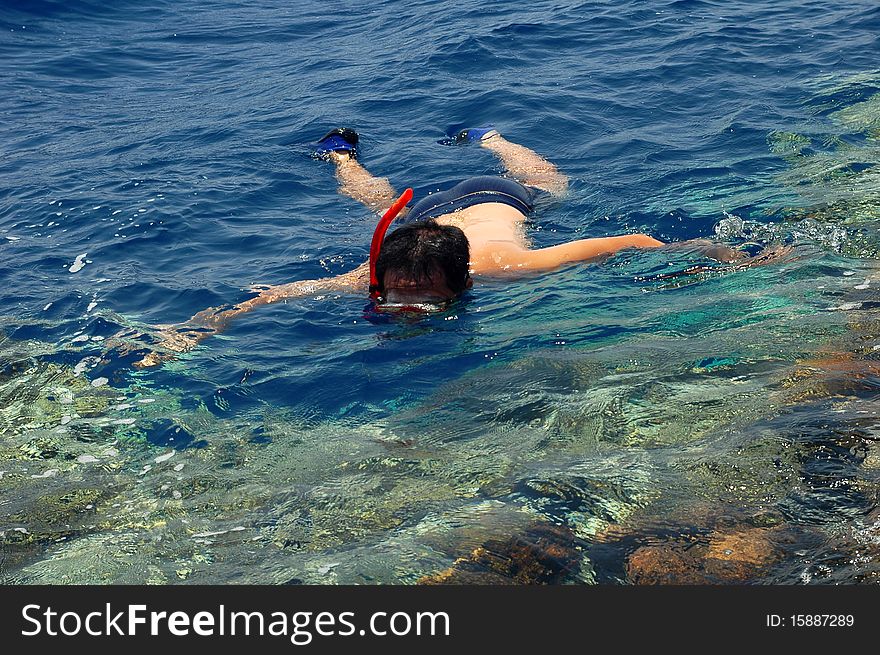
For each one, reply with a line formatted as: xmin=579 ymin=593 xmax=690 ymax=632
xmin=479 ymin=132 xmax=569 ymax=197
xmin=133 ymin=262 xmax=370 ymax=368
xmin=473 ymin=235 xmax=783 ymax=276
xmin=472 ymin=234 xmax=664 ymax=274
xmin=527 ymin=234 xmax=664 ymax=268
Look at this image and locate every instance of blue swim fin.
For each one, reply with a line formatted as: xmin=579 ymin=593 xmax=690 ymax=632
xmin=439 ymin=125 xmax=499 ymax=145
xmin=311 ymin=127 xmax=359 ymax=159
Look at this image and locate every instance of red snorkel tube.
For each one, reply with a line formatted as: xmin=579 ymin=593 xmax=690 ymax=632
xmin=369 ymin=187 xmax=413 ymax=301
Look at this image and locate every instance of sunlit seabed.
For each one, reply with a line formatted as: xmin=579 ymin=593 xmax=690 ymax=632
xmin=4 ymin=240 xmax=880 ymax=583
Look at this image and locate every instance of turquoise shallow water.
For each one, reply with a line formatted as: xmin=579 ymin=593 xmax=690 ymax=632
xmin=2 ymin=0 xmax=880 ymax=583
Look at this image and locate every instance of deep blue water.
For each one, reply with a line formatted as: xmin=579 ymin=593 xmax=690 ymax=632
xmin=3 ymin=0 xmax=880 ymax=584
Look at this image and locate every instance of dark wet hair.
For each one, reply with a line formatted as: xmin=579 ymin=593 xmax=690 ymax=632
xmin=374 ymin=220 xmax=470 ymax=295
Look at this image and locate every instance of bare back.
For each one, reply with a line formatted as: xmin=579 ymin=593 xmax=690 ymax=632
xmin=434 ymin=202 xmax=531 ymax=274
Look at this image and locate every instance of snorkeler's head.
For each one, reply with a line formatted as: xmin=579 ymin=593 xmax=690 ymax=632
xmin=374 ymin=220 xmax=472 ymax=303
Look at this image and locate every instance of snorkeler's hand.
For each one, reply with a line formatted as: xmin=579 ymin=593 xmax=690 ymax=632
xmin=665 ymin=238 xmax=749 ymax=263
xmin=132 ymin=350 xmax=174 ymax=369
xmin=130 ymin=322 xmax=217 ymax=368
xmin=732 ymin=243 xmax=794 ymax=269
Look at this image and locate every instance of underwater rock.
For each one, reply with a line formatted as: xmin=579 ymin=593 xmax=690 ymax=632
xmin=706 ymin=528 xmax=782 ymax=566
xmin=767 ymin=131 xmax=812 ymax=159
xmin=677 ymin=437 xmax=803 ymax=508
xmin=777 ymin=352 xmax=880 ymax=404
xmin=626 ymin=525 xmax=796 ymax=584
xmin=16 ymin=436 xmax=61 ymax=460
xmin=0 ymin=360 xmax=120 ymax=441
xmin=513 ymin=469 xmax=651 ymax=539
xmin=418 ymin=523 xmax=585 ymax=585
xmin=627 ymin=540 xmax=713 ymax=585
xmin=0 ymin=484 xmax=118 ymax=574
xmin=2 ymin=532 xmax=169 ymax=584
xmin=829 ymin=92 xmax=880 ymax=138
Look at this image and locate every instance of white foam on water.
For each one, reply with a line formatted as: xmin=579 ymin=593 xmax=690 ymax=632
xmin=91 ymin=377 xmax=109 ymax=388
xmin=155 ymin=452 xmax=174 ymax=464
xmin=31 ymin=469 xmax=59 ymax=479
xmin=192 ymin=527 xmax=246 ymax=539
xmin=69 ymin=253 xmax=88 ymax=273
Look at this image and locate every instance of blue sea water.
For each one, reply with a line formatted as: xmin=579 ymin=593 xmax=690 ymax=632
xmin=2 ymin=0 xmax=880 ymax=584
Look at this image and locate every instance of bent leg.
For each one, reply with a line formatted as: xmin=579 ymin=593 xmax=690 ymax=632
xmin=329 ymin=151 xmax=399 ymax=213
xmin=480 ymin=134 xmax=569 ymax=197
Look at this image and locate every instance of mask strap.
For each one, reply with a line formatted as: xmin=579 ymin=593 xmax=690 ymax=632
xmin=369 ymin=187 xmax=414 ymax=300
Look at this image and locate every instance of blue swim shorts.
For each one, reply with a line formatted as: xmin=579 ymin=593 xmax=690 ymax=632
xmin=402 ymin=176 xmax=537 ymax=223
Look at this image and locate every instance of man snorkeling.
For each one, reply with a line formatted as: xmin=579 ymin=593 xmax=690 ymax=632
xmin=133 ymin=126 xmax=766 ymax=367
xmin=321 ymin=126 xmax=670 ymax=302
